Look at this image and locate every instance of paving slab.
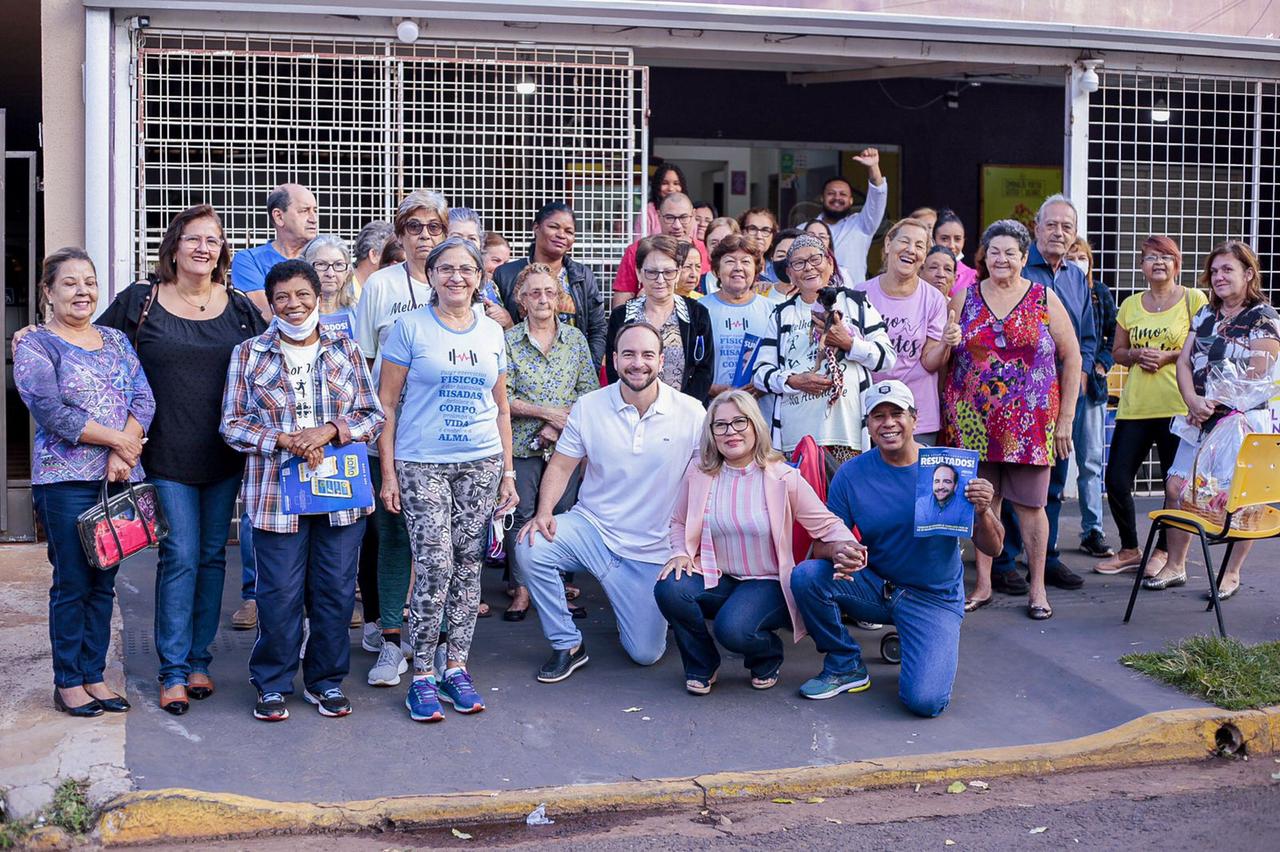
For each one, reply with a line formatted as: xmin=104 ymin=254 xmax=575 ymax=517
xmin=114 ymin=499 xmax=1280 ymax=803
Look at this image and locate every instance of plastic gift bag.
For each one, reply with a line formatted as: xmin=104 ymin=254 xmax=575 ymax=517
xmin=76 ymin=479 xmax=168 ymax=570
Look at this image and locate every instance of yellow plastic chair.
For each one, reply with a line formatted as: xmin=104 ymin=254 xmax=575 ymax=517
xmin=1123 ymin=432 xmax=1280 ymax=637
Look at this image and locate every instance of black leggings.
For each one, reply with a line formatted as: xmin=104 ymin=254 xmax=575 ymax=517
xmin=1105 ymin=417 xmax=1179 ymax=551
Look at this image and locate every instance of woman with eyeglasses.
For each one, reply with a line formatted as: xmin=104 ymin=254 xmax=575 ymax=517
xmin=376 ymin=236 xmax=518 ymax=721
xmin=303 ymin=235 xmax=358 ymax=340
xmin=655 ymin=391 xmax=856 ymax=695
xmin=741 ymin=209 xmax=781 ymax=286
xmin=605 ymin=235 xmax=715 ymax=403
xmin=942 ymin=220 xmax=1081 ymax=620
xmin=354 ymin=189 xmax=449 ymax=687
xmin=800 ymin=219 xmax=854 ymax=287
xmin=97 ymin=204 xmax=267 ymax=714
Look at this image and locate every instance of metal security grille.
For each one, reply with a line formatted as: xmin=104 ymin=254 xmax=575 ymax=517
xmin=1087 ymin=70 xmax=1279 ymax=493
xmin=133 ymin=31 xmax=645 ymax=296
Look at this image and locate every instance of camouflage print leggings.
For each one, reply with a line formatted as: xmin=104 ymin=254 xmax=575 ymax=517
xmin=396 ymin=454 xmax=502 ymax=673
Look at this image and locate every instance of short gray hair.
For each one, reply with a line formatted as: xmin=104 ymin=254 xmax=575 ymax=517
xmin=353 ymin=221 xmax=393 ymax=264
xmin=425 ymin=236 xmax=485 ymax=304
xmin=447 ymin=207 xmax=486 ymax=242
xmin=1035 ymin=193 xmax=1078 ymax=225
xmin=394 ymin=189 xmax=449 ymax=236
xmin=980 ymin=219 xmax=1032 ymax=255
xmin=659 ymin=192 xmax=693 ymax=212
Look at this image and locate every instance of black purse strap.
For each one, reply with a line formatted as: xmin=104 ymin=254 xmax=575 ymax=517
xmin=99 ymin=477 xmax=156 ymax=560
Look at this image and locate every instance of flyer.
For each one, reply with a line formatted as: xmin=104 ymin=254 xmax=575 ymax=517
xmin=280 ymin=443 xmax=375 ymax=515
xmin=732 ymin=333 xmax=762 ymax=387
xmin=914 ymin=447 xmax=979 ymax=538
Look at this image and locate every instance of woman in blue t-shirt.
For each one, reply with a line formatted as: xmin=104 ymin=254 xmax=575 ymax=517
xmin=376 ymin=237 xmax=518 ymax=723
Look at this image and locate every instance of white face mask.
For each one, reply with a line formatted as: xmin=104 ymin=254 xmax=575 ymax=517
xmin=274 ymin=306 xmax=320 ymax=341
xmin=1067 ymin=258 xmax=1090 ymax=277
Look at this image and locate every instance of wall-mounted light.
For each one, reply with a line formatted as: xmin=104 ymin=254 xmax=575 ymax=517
xmin=515 ymin=79 xmax=537 ymax=96
xmin=1152 ymin=98 xmax=1171 ymax=123
xmin=396 ymin=18 xmax=420 ymax=44
xmin=1077 ymin=59 xmax=1103 ymax=95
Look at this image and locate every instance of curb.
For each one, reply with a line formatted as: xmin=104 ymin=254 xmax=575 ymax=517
xmin=97 ymin=704 xmax=1280 ymax=846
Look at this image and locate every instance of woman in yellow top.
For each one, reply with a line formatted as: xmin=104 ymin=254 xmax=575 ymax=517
xmin=1097 ymin=236 xmax=1206 ymax=576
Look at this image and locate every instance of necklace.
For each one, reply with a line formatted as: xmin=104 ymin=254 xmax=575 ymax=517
xmin=173 ymin=283 xmax=215 ymax=312
xmin=1145 ymin=285 xmax=1182 ymax=313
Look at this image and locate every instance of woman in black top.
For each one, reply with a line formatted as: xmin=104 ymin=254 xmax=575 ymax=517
xmin=99 ymin=204 xmax=266 ymax=715
xmin=604 ymin=235 xmax=715 ymax=403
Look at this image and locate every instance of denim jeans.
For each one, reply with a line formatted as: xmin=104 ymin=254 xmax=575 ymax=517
xmin=33 ymin=481 xmax=121 ymax=688
xmin=239 ymin=513 xmax=256 ymax=601
xmin=789 ymin=560 xmax=962 ymax=717
xmin=151 ymin=475 xmax=240 ymax=688
xmin=249 ymin=516 xmax=364 ymax=696
xmin=504 ymin=455 xmax=581 ymax=585
xmin=514 ymin=512 xmax=668 ymax=665
xmin=1074 ymin=399 xmax=1106 ymax=539
xmin=653 ymin=573 xmax=790 ymax=679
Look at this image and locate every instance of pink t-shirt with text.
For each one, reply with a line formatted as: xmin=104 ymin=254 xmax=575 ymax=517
xmin=854 ymin=275 xmax=948 ymax=433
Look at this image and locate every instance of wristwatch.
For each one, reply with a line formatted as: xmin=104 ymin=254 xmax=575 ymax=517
xmin=502 ymin=470 xmax=517 ymax=479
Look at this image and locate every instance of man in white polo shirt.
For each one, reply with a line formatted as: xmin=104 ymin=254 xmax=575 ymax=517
xmin=515 ymin=322 xmax=704 ymax=682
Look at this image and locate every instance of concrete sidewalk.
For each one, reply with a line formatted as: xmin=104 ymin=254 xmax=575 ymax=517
xmin=110 ymin=498 xmax=1278 ymax=803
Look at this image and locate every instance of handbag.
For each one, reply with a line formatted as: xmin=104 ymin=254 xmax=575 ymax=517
xmin=76 ymin=478 xmax=169 ymax=570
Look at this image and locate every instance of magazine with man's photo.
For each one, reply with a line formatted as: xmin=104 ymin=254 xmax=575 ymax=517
xmin=914 ymin=447 xmax=980 ymax=538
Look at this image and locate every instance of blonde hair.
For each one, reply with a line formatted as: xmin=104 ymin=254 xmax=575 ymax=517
xmin=881 ymin=217 xmax=933 ymax=258
xmin=512 ymin=262 xmax=556 ymax=303
xmin=698 ymin=390 xmax=783 ymax=475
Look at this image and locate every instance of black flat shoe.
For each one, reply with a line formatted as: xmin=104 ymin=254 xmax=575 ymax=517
xmin=536 ymin=643 xmax=589 ymax=683
xmin=54 ymin=690 xmax=104 ymax=718
xmin=502 ymin=606 xmax=529 ymax=622
xmin=95 ymin=694 xmax=131 ymax=713
xmin=991 ymin=570 xmax=1030 ymax=595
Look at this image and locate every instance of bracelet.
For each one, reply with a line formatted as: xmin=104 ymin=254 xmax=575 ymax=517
xmin=502 ymin=470 xmax=517 ymax=479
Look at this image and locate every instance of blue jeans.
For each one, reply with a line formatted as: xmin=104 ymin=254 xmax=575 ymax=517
xmin=515 ymin=512 xmax=668 ymax=665
xmin=654 ymin=573 xmax=790 ymax=679
xmin=1074 ymin=399 xmax=1106 ymax=539
xmin=239 ymin=513 xmax=256 ymax=601
xmin=151 ymin=475 xmax=240 ymax=688
xmin=249 ymin=516 xmax=364 ymax=696
xmin=33 ymin=482 xmax=121 ymax=688
xmin=789 ymin=560 xmax=962 ymax=717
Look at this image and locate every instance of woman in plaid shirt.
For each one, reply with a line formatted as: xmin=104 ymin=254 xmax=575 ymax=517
xmin=221 ymin=259 xmax=384 ymax=722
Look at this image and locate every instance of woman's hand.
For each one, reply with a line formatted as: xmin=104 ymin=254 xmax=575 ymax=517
xmin=537 ymin=422 xmax=561 ymax=445
xmin=379 ymin=474 xmax=401 ymax=514
xmin=105 ymin=451 xmax=133 ymax=483
xmin=820 ymin=316 xmax=854 ymax=353
xmin=1136 ymin=348 xmax=1164 ymax=373
xmin=941 ymin=309 xmax=962 ymax=347
xmin=303 ymin=446 xmax=325 ymax=469
xmin=483 ymin=301 xmax=515 ymax=329
xmin=786 ymin=372 xmax=834 ymax=395
xmin=658 ymin=555 xmax=699 ymax=581
xmin=1054 ymin=418 xmax=1074 ymax=460
xmin=495 ymin=477 xmax=519 ymax=514
xmin=9 ymin=324 xmax=36 ymax=357
xmin=111 ymin=431 xmax=145 ymax=463
xmin=831 ymin=540 xmax=868 ymax=577
xmin=542 ymin=407 xmax=570 ymax=432
xmin=1186 ymin=394 xmax=1216 ymax=425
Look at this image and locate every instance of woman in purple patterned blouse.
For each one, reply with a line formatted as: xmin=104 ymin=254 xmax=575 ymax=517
xmin=14 ymin=248 xmax=155 ymax=717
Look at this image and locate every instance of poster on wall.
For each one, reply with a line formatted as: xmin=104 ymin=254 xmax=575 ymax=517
xmin=979 ymin=165 xmax=1064 ymax=233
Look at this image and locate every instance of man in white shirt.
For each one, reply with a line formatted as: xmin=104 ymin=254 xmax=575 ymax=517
xmin=515 ymin=322 xmax=704 ymax=683
xmin=819 ymin=148 xmax=888 ymax=285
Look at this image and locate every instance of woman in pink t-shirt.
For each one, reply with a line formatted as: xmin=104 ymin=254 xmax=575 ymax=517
xmin=855 ymin=218 xmax=962 ymax=443
xmin=934 ymin=210 xmax=978 ymax=294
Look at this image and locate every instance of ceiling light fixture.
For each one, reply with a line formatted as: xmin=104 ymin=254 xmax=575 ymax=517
xmin=396 ymin=18 xmax=420 ymax=44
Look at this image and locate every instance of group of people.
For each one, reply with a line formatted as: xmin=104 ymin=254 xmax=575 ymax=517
xmin=20 ymin=168 xmax=1278 ymax=723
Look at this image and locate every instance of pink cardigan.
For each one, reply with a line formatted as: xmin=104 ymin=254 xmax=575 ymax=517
xmin=668 ymin=460 xmax=855 ymax=641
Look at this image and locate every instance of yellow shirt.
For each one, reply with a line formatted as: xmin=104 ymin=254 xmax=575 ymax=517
xmin=1115 ymin=287 xmax=1208 ymax=419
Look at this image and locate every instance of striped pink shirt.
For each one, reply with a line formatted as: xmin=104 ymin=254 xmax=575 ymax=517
xmin=703 ymin=463 xmax=779 ymax=580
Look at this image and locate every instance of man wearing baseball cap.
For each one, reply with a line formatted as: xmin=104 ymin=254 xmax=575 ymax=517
xmin=789 ymin=380 xmax=1004 ymax=716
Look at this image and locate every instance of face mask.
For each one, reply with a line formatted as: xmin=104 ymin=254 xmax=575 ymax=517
xmin=1067 ymin=259 xmax=1090 ymax=277
xmin=274 ymin=306 xmax=320 ymax=341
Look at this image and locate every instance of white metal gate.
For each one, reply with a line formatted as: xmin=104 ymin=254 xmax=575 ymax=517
xmin=1087 ymin=69 xmax=1278 ymax=493
xmin=133 ymin=32 xmax=646 ymax=295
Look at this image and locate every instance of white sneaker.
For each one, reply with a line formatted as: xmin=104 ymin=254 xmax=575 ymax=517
xmin=361 ymin=619 xmax=383 ymax=653
xmin=368 ymin=640 xmax=408 ymax=687
xmin=855 ymin=621 xmax=883 ymax=630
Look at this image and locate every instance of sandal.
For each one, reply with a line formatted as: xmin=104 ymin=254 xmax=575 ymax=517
xmin=477 ymin=601 xmax=492 ymax=619
xmin=1027 ymin=604 xmax=1053 ymax=620
xmin=502 ymin=605 xmax=530 ymax=622
xmin=160 ymin=683 xmax=189 ymax=716
xmin=686 ymin=673 xmax=717 ymax=695
xmin=751 ymin=671 xmax=780 ymax=690
xmin=564 ymin=584 xmax=582 ymax=601
xmin=964 ymin=596 xmax=992 ymax=613
xmin=188 ymin=673 xmax=215 ymax=700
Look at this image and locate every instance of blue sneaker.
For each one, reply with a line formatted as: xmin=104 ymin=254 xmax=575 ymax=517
xmin=798 ymin=668 xmax=871 ymax=700
xmin=438 ymin=668 xmax=486 ymax=714
xmin=405 ymin=676 xmax=444 ymax=722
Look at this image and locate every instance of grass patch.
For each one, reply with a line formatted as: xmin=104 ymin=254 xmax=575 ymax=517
xmin=46 ymin=778 xmax=94 ymax=836
xmin=1121 ymin=635 xmax=1280 ymax=711
xmin=0 ymin=819 xmax=30 ymax=850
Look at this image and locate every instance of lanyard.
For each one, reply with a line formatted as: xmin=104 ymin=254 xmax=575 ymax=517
xmin=403 ymin=262 xmax=420 ymax=311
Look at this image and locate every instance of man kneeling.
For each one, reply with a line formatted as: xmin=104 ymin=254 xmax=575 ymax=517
xmin=790 ymin=380 xmax=1002 ymax=717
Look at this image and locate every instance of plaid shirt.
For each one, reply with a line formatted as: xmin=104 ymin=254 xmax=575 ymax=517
xmin=221 ymin=325 xmax=384 ymax=533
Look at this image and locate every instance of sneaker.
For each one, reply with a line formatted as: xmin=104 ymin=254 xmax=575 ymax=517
xmin=686 ymin=673 xmax=717 ymax=695
xmin=253 ymin=692 xmax=289 ymax=721
xmin=855 ymin=621 xmax=883 ymax=630
xmin=303 ymin=687 xmax=352 ymax=718
xmin=798 ymin=668 xmax=871 ymax=700
xmin=1079 ymin=530 xmax=1115 ymax=558
xmin=367 ymin=640 xmax=408 ymax=687
xmin=1045 ymin=562 xmax=1085 ymax=590
xmin=231 ymin=599 xmax=257 ymax=630
xmin=536 ymin=644 xmax=589 ymax=683
xmin=405 ymin=676 xmax=444 ymax=722
xmin=361 ymin=620 xmax=383 ymax=653
xmin=438 ymin=668 xmax=486 ymax=713
xmin=991 ymin=570 xmax=1030 ymax=595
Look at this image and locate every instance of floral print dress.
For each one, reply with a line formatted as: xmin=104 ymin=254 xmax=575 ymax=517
xmin=943 ymin=282 xmax=1060 ymax=466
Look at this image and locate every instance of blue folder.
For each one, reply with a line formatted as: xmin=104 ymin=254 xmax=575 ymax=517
xmin=279 ymin=443 xmax=374 ymax=515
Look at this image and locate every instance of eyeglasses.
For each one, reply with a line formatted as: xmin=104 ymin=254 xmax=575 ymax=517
xmin=1142 ymin=254 xmax=1178 ymax=264
xmin=788 ymin=254 xmax=826 ymax=272
xmin=432 ymin=264 xmax=481 ymax=280
xmin=743 ymin=225 xmax=775 ymax=236
xmin=991 ymin=319 xmax=1007 ymax=349
xmin=640 ymin=267 xmax=680 ymax=283
xmin=403 ymin=219 xmax=445 ymax=237
xmin=661 ymin=213 xmax=693 ymax=226
xmin=311 ymin=261 xmax=349 ymax=273
xmin=179 ymin=235 xmax=224 ymax=250
xmin=711 ymin=416 xmax=751 ymax=436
